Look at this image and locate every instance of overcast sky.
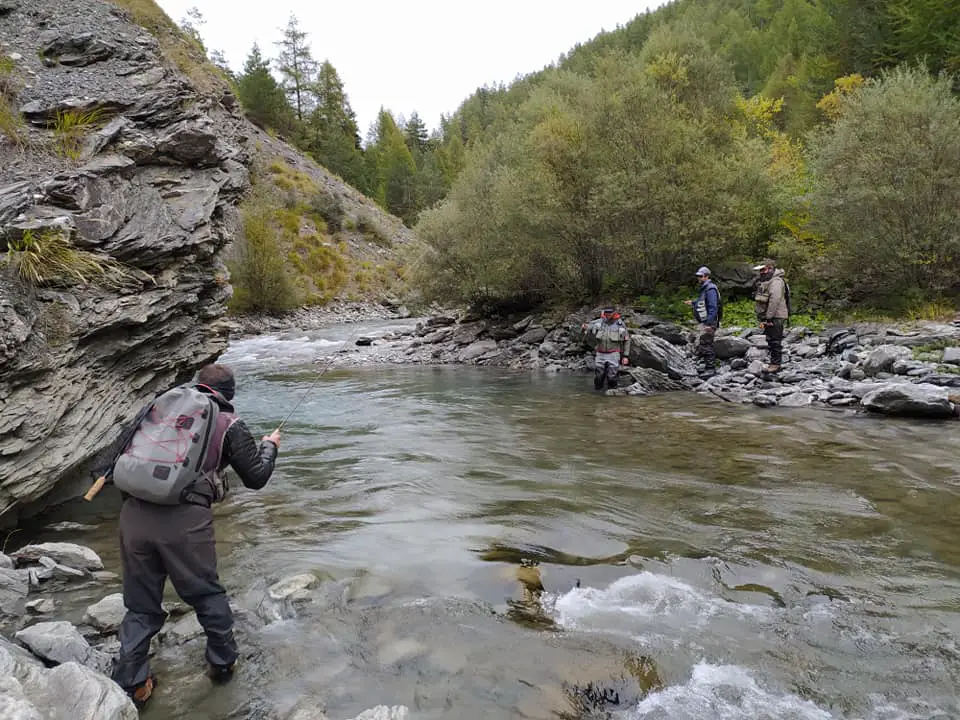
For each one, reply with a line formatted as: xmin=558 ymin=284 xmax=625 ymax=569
xmin=156 ymin=1 xmax=666 ymax=135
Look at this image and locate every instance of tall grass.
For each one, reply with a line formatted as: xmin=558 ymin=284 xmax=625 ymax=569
xmin=5 ymin=229 xmax=149 ymax=289
xmin=52 ymin=108 xmax=105 ymax=161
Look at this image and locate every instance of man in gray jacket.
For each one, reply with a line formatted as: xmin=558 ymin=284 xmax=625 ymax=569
xmin=753 ymin=258 xmax=790 ymax=372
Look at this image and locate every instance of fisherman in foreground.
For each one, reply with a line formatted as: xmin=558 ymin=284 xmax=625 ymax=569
xmin=582 ymin=308 xmax=631 ymax=390
xmin=95 ymin=364 xmax=280 ymax=709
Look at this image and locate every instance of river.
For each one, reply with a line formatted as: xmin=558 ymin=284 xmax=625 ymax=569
xmin=18 ymin=320 xmax=960 ymax=719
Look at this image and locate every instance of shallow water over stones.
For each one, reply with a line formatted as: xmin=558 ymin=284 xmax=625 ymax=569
xmin=7 ymin=323 xmax=960 ymax=719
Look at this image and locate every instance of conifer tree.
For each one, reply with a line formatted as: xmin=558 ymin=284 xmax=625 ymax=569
xmin=237 ymin=43 xmax=293 ymax=132
xmin=275 ymin=14 xmax=319 ymax=122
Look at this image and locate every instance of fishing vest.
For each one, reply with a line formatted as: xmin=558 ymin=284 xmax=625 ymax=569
xmin=595 ymin=321 xmax=629 ymax=353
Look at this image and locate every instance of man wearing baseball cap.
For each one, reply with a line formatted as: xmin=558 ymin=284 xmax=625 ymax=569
xmin=753 ymin=258 xmax=790 ymax=373
xmin=684 ymin=266 xmax=721 ymax=377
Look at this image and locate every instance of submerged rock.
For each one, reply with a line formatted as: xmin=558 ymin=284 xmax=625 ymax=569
xmin=268 ymin=573 xmax=319 ymax=602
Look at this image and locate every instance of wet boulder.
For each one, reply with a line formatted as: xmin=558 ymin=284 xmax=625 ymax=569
xmin=648 ymin=323 xmax=688 ymax=346
xmin=268 ymin=573 xmax=319 ymax=602
xmin=860 ymin=383 xmax=957 ymax=419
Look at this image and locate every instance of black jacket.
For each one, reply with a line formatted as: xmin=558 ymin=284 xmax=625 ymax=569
xmin=202 ymin=386 xmax=277 ymax=491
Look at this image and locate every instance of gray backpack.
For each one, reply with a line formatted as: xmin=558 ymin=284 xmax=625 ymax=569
xmin=112 ymin=386 xmax=219 ymax=505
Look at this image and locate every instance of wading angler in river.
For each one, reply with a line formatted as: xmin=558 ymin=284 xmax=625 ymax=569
xmin=87 ymin=364 xmax=282 ymax=709
xmin=582 ymin=309 xmax=632 ymax=391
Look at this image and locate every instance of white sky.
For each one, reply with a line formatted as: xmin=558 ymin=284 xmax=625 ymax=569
xmin=156 ymin=1 xmax=666 ymax=135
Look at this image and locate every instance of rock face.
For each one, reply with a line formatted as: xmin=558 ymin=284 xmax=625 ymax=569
xmin=0 ymin=0 xmax=245 ymax=525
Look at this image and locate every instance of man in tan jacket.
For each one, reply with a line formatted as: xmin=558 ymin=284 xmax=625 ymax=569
xmin=753 ymin=258 xmax=790 ymax=373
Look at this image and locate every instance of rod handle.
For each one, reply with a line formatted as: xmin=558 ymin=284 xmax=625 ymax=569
xmin=84 ymin=476 xmax=107 ymax=502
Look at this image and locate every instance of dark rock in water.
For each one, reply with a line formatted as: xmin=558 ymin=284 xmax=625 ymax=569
xmin=355 ymin=336 xmax=374 ymax=346
xmin=607 ymin=367 xmax=685 ymax=396
xmin=860 ymin=383 xmax=956 ymax=419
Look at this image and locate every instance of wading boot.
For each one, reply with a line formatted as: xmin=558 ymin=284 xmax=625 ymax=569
xmin=208 ymin=661 xmax=236 ymax=685
xmin=129 ymin=674 xmax=157 ymax=710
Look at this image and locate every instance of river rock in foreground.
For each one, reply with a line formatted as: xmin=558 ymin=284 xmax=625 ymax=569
xmin=0 ymin=637 xmax=136 ymax=719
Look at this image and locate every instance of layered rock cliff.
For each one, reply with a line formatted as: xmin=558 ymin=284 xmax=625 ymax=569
xmin=0 ymin=0 xmax=408 ymax=526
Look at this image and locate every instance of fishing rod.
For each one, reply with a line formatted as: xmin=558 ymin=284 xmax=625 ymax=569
xmin=274 ymin=326 xmax=362 ymax=432
xmin=84 ymin=325 xmax=367 ymax=501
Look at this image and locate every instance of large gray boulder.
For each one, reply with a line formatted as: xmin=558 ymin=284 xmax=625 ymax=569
xmin=862 ymin=345 xmax=913 ymax=376
xmin=628 ymin=334 xmax=697 ymax=382
xmin=860 ymin=383 xmax=957 ymax=419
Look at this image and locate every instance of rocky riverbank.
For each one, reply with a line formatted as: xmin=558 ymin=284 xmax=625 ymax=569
xmin=297 ymin=306 xmax=960 ymax=420
xmin=0 ymin=540 xmax=409 ymax=720
xmin=228 ymin=299 xmax=416 ymax=337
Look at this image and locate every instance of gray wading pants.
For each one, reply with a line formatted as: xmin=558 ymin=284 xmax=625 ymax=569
xmin=112 ymin=497 xmax=237 ymax=690
xmin=594 ymin=350 xmax=621 ymax=390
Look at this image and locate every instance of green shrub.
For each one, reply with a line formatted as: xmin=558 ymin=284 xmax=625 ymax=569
xmin=228 ymin=201 xmax=301 ymax=313
xmin=309 ymin=192 xmax=344 ymax=232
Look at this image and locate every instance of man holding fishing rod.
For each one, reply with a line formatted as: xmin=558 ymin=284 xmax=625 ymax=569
xmin=88 ymin=363 xmax=280 ymax=709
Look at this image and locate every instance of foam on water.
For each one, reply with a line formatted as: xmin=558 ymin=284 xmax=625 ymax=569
xmin=622 ymin=662 xmax=834 ymax=720
xmin=548 ymin=571 xmax=769 ymax=636
xmin=222 ymin=334 xmax=344 ymax=369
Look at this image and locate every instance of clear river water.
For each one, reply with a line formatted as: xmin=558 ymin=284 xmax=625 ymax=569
xmin=19 ymin=319 xmax=960 ymax=720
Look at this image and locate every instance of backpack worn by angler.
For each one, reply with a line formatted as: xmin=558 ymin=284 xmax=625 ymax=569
xmin=112 ymin=386 xmax=232 ymax=505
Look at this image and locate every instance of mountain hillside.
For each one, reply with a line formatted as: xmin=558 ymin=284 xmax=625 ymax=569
xmin=0 ymin=0 xmax=409 ymax=525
